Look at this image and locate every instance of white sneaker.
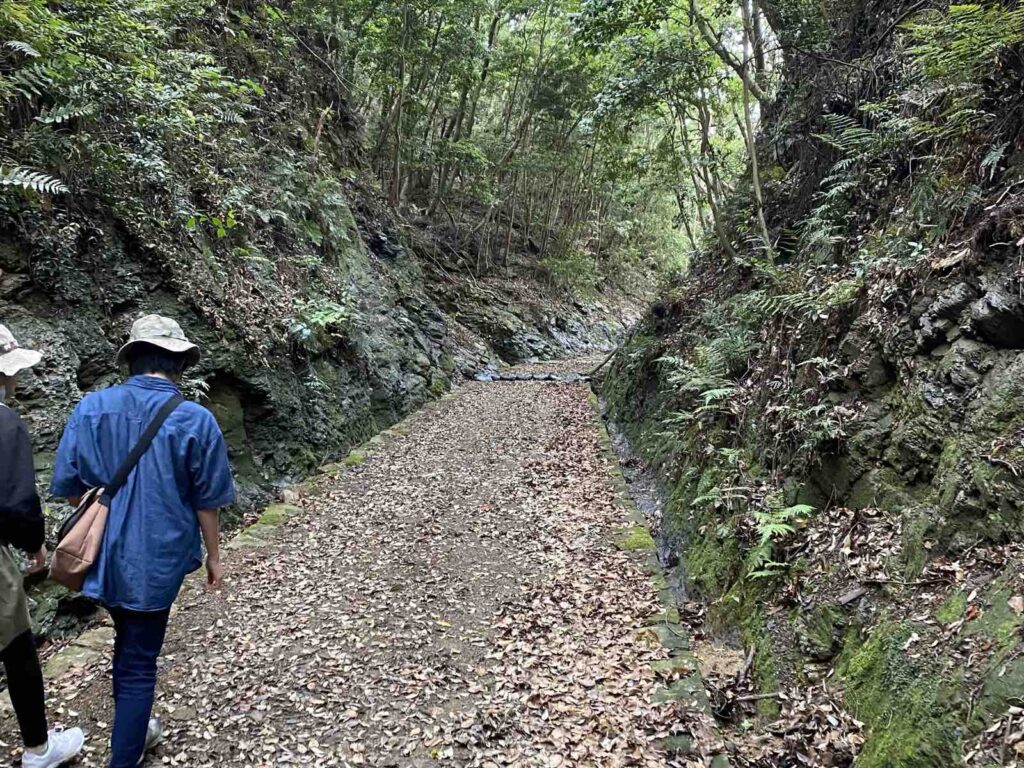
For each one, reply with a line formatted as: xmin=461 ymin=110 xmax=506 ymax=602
xmin=21 ymin=727 xmax=85 ymax=768
xmin=136 ymin=718 xmax=163 ymax=765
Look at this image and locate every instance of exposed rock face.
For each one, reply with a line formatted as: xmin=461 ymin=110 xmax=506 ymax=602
xmin=916 ymin=281 xmax=977 ymax=351
xmin=3 ymin=235 xmax=627 ymax=517
xmin=604 ymin=248 xmax=1024 ymax=767
xmin=970 ymin=286 xmax=1024 ymax=349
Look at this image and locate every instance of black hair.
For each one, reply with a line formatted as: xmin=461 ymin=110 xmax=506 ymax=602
xmin=126 ymin=342 xmax=189 ymax=379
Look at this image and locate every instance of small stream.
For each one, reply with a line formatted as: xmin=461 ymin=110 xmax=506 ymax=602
xmin=598 ymin=398 xmax=689 ymax=602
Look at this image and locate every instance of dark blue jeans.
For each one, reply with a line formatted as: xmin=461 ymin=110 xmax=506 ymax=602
xmin=108 ymin=607 xmax=171 ymax=768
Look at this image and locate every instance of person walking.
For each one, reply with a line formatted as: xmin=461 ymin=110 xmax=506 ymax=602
xmin=50 ymin=315 xmax=235 ymax=767
xmin=0 ymin=324 xmax=85 ymax=767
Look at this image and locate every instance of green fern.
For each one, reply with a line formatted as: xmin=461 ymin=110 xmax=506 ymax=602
xmin=700 ymin=386 xmax=735 ymax=405
xmin=4 ymin=40 xmax=41 ymax=58
xmin=4 ymin=63 xmax=53 ymax=98
xmin=744 ymin=503 xmax=814 ymax=581
xmin=35 ymin=102 xmax=95 ymax=125
xmin=981 ymin=141 xmax=1008 ymax=181
xmin=0 ymin=166 xmax=69 ymax=194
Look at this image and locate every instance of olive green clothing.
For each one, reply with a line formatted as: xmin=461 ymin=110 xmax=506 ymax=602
xmin=0 ymin=545 xmax=31 ymax=652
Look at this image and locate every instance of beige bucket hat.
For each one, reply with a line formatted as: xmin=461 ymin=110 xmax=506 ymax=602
xmin=116 ymin=314 xmax=201 ymax=368
xmin=0 ymin=325 xmax=42 ymax=377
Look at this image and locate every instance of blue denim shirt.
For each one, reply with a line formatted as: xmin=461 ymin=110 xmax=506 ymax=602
xmin=51 ymin=376 xmax=235 ymax=611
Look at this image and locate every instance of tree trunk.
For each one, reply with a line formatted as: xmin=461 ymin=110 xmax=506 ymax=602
xmin=388 ymin=6 xmax=410 ymax=208
xmin=741 ymin=0 xmax=774 ymax=258
xmin=465 ymin=12 xmax=502 ymax=140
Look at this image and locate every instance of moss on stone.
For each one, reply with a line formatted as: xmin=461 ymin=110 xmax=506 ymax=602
xmin=257 ymin=503 xmax=300 ymax=527
xmin=840 ymin=621 xmax=964 ymax=768
xmin=935 ymin=438 xmax=961 ymax=512
xmin=684 ymin=532 xmax=740 ymax=598
xmin=659 ymin=734 xmax=694 ymax=755
xmin=934 ymin=590 xmax=967 ymax=625
xmin=318 ymin=462 xmax=344 ymax=477
xmin=794 ymin=603 xmax=843 ymax=661
xmin=749 ymin=626 xmax=780 ymax=717
xmin=428 ymin=374 xmax=450 ymax=397
xmin=980 ymin=656 xmax=1024 ymax=721
xmin=342 ymin=449 xmax=368 ymax=466
xmin=651 ymin=672 xmax=708 ymax=706
xmin=900 ymin=507 xmax=933 ymax=580
xmin=228 ymin=504 xmax=301 ymax=549
xmin=964 ymin=587 xmax=1023 ymax=649
xmin=615 ymin=525 xmax=656 ymax=552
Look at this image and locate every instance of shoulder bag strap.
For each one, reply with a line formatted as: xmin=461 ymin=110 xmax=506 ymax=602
xmin=100 ymin=394 xmax=184 ymax=505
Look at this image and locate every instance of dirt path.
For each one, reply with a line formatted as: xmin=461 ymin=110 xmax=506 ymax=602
xmin=3 ymin=375 xmax=699 ymax=767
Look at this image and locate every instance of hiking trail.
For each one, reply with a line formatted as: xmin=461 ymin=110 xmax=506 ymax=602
xmin=2 ymin=360 xmax=714 ymax=767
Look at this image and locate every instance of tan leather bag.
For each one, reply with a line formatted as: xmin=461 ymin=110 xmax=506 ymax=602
xmin=50 ymin=395 xmax=183 ymax=591
xmin=50 ymin=488 xmax=107 ymax=591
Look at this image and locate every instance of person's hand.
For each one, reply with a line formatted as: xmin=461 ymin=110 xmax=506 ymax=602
xmin=26 ymin=545 xmax=47 ymax=574
xmin=205 ymin=554 xmax=224 ymax=590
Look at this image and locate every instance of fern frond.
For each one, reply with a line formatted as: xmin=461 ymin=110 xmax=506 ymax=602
xmin=35 ymin=102 xmax=95 ymax=125
xmin=0 ymin=166 xmax=69 ymax=194
xmin=4 ymin=40 xmax=40 ymax=58
xmin=700 ymin=386 xmax=735 ymax=405
xmin=4 ymin=63 xmax=53 ymax=98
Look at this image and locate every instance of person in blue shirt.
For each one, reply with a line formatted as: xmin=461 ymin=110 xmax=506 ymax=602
xmin=51 ymin=315 xmax=235 ymax=768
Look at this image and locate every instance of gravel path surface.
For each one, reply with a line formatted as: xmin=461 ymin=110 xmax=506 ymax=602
xmin=3 ymin=377 xmax=689 ymax=767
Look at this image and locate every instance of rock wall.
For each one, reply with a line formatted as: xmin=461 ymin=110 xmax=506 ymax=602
xmin=600 ymin=1 xmax=1024 ymax=763
xmin=2 ymin=201 xmax=635 ymax=638
xmin=3 ymin=217 xmax=629 ymax=512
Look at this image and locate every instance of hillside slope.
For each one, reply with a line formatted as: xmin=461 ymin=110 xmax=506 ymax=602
xmin=603 ymin=1 xmax=1024 ymax=765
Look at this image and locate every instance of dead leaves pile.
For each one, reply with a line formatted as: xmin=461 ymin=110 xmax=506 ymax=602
xmin=966 ymin=703 xmax=1024 ymax=766
xmin=466 ymin=413 xmax=690 ymax=766
xmin=712 ymin=685 xmax=864 ymax=768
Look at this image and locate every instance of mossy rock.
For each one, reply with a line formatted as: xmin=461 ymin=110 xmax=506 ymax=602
xmin=615 ymin=525 xmax=656 ymax=552
xmin=651 ymin=672 xmax=708 ymax=707
xmin=342 ymin=449 xmax=368 ymax=466
xmin=28 ymin=580 xmax=97 ymax=640
xmin=900 ymin=507 xmax=936 ymax=580
xmin=979 ymin=656 xmax=1024 ymax=720
xmin=684 ymin=532 xmax=740 ymax=600
xmin=659 ymin=734 xmax=693 ymax=755
xmin=428 ymin=373 xmax=450 ymax=397
xmin=256 ymin=503 xmax=300 ymax=527
xmin=42 ymin=626 xmax=113 ymax=678
xmin=794 ymin=603 xmax=844 ymax=661
xmin=963 ymin=586 xmax=1023 ymax=650
xmin=228 ymin=504 xmax=301 ymax=549
xmin=934 ymin=591 xmax=968 ymax=625
xmin=840 ymin=621 xmax=965 ymax=768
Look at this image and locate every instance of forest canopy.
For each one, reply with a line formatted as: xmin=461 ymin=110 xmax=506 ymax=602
xmin=0 ymin=0 xmax=782 ymax=296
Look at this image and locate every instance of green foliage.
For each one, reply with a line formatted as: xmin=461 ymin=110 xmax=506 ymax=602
xmin=746 ymin=502 xmax=812 ymax=579
xmin=287 ymin=296 xmax=355 ymax=354
xmin=907 ymin=4 xmax=1024 ymax=85
xmin=539 ymin=248 xmax=599 ymax=294
xmin=841 ymin=622 xmax=965 ymax=767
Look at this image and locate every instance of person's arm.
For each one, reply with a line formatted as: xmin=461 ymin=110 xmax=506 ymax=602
xmin=197 ymin=508 xmax=222 ymax=589
xmin=189 ymin=412 xmax=235 ymax=591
